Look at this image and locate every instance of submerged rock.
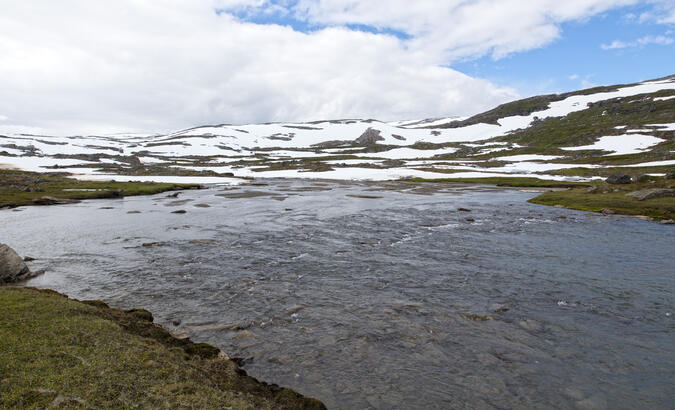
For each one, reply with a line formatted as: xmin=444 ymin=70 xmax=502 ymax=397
xmin=0 ymin=244 xmax=40 ymax=283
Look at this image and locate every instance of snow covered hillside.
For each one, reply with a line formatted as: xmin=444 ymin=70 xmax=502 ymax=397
xmin=1 ymin=76 xmax=674 ymax=184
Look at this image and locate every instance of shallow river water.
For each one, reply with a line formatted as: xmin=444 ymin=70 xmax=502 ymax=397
xmin=2 ymin=179 xmax=674 ymax=409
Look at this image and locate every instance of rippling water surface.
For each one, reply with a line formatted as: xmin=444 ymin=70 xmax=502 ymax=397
xmin=3 ymin=179 xmax=674 ymax=409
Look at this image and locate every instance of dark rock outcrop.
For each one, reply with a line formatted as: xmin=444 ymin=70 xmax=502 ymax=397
xmin=0 ymin=244 xmax=37 ymax=283
xmin=605 ymin=173 xmax=632 ymax=184
xmin=355 ymin=128 xmax=384 ymax=145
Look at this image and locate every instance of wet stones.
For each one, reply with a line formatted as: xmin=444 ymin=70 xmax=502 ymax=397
xmin=518 ymin=319 xmax=544 ymax=333
xmin=460 ymin=313 xmax=493 ymax=321
xmin=489 ymin=304 xmax=510 ymax=313
xmin=171 ymin=209 xmax=187 ymax=214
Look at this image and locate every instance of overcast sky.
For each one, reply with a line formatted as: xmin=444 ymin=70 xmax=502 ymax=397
xmin=0 ymin=0 xmax=673 ymax=135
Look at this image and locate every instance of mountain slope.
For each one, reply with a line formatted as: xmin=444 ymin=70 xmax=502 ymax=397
xmin=0 ymin=75 xmax=673 ymax=183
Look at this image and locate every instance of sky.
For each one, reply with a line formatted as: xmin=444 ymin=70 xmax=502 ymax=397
xmin=0 ymin=0 xmax=673 ymax=136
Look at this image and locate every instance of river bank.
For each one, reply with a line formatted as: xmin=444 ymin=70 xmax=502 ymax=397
xmin=4 ymin=180 xmax=673 ymax=408
xmin=0 ymin=286 xmax=325 ymax=409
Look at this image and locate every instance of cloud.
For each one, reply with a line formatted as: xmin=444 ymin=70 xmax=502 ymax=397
xmin=601 ymin=34 xmax=674 ymax=49
xmin=639 ymin=0 xmax=675 ymax=24
xmin=0 ymin=0 xmax=669 ymax=135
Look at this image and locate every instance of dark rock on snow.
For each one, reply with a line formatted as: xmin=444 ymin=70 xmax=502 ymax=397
xmin=605 ymin=173 xmax=632 ymax=184
xmin=354 ymin=128 xmax=384 ymax=145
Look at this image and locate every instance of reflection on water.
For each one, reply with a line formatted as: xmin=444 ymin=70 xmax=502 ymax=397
xmin=3 ymin=179 xmax=674 ymax=409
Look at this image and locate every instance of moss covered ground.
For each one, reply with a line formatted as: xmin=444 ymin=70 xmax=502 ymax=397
xmin=0 ymin=286 xmax=325 ymax=409
xmin=0 ymin=169 xmax=201 ymax=208
xmin=528 ymin=178 xmax=675 ymax=220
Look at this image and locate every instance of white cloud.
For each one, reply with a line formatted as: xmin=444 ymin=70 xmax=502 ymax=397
xmin=0 ymin=115 xmax=8 ymax=121
xmin=639 ymin=0 xmax=675 ymax=24
xmin=0 ymin=0 xmax=668 ymax=135
xmin=569 ymin=74 xmax=580 ymax=80
xmin=602 ymin=34 xmax=674 ymax=49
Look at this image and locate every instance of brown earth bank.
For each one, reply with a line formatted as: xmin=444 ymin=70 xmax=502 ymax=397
xmin=0 ymin=286 xmax=326 ymax=409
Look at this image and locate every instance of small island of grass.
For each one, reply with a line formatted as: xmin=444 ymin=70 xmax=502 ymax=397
xmin=0 ymin=169 xmax=202 ymax=208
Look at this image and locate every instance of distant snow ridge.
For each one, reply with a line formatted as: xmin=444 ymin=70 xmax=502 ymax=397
xmin=1 ymin=77 xmax=673 ymax=183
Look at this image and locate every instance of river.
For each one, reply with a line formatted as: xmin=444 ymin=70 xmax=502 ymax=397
xmin=2 ymin=179 xmax=673 ymax=409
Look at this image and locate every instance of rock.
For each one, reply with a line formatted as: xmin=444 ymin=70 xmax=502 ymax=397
xmin=660 ymin=219 xmax=675 ymax=225
xmin=354 ymin=128 xmax=384 ymax=145
xmin=23 ymin=256 xmax=36 ymax=262
xmin=605 ymin=173 xmax=632 ymax=184
xmin=169 ymin=328 xmax=190 ymax=340
xmin=125 ymin=308 xmax=154 ymax=322
xmin=31 ymin=196 xmax=80 ymax=205
xmin=489 ymin=304 xmax=510 ymax=313
xmin=0 ymin=244 xmax=37 ymax=283
xmin=576 ymin=394 xmax=608 ymax=410
xmin=457 ymin=207 xmax=471 ymax=212
xmin=635 ymin=174 xmax=653 ymax=183
xmin=666 ymin=170 xmax=675 ymax=179
xmin=519 ymin=319 xmax=543 ymax=332
xmin=625 ymin=188 xmax=675 ymax=201
xmin=166 ymin=192 xmax=181 ymax=198
xmin=601 ymin=208 xmax=615 ymax=215
xmin=234 ymin=330 xmax=257 ymax=339
xmin=171 ymin=209 xmax=187 ymax=214
xmin=461 ymin=313 xmax=493 ymax=321
xmin=127 ymin=210 xmax=141 ymax=214
xmin=194 ymin=203 xmax=210 ymax=208
xmin=465 ymin=217 xmax=475 ymax=222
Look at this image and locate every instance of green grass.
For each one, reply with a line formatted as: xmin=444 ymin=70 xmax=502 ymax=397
xmin=0 ymin=287 xmax=325 ymax=409
xmin=404 ymin=176 xmax=596 ymax=188
xmin=528 ymin=179 xmax=675 ymax=219
xmin=543 ymin=165 xmax=674 ymax=178
xmin=0 ymin=169 xmax=202 ymax=208
xmin=501 ymin=92 xmax=675 ymax=150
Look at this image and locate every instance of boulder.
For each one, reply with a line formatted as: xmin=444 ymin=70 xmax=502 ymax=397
xmin=626 ymin=189 xmax=675 ymax=201
xmin=0 ymin=244 xmax=33 ymax=283
xmin=605 ymin=173 xmax=632 ymax=184
xmin=354 ymin=128 xmax=384 ymax=145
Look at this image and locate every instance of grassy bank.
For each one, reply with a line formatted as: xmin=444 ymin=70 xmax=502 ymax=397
xmin=0 ymin=287 xmax=325 ymax=409
xmin=405 ymin=176 xmax=596 ymax=188
xmin=528 ymin=179 xmax=675 ymax=220
xmin=0 ymin=169 xmax=201 ymax=208
xmin=406 ymin=175 xmax=674 ymax=220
